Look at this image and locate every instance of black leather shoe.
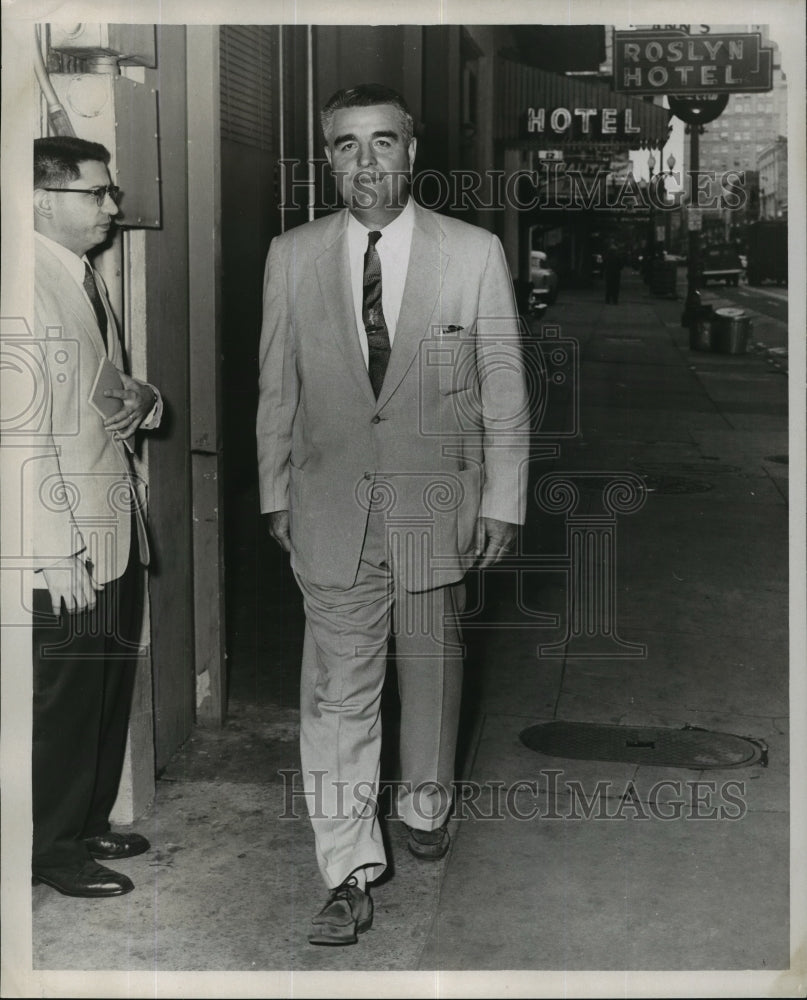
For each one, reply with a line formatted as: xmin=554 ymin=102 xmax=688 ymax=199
xmin=32 ymin=860 xmax=134 ymax=897
xmin=407 ymin=823 xmax=450 ymax=860
xmin=309 ymin=876 xmax=373 ymax=945
xmin=83 ymin=832 xmax=150 ymax=860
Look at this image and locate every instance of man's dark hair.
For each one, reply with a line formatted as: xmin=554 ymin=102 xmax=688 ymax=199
xmin=34 ymin=136 xmax=111 ymax=189
xmin=321 ymin=84 xmax=414 ymax=146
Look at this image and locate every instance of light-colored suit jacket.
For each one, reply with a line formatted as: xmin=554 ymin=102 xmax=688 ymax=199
xmin=29 ymin=237 xmax=160 ymax=587
xmin=257 ymin=202 xmax=530 ymax=591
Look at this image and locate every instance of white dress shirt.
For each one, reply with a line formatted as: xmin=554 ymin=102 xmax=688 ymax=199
xmin=35 ymin=231 xmax=103 ymax=317
xmin=347 ymin=196 xmax=415 ymax=367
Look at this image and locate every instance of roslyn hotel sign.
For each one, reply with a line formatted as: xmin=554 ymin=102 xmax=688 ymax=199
xmin=614 ymin=30 xmax=774 ymax=93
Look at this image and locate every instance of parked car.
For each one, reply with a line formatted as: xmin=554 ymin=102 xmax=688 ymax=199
xmin=699 ymin=242 xmax=743 ymax=287
xmin=528 ymin=251 xmax=559 ymax=314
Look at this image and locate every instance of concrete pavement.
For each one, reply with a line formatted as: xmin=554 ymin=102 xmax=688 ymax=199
xmin=29 ymin=270 xmax=798 ymax=993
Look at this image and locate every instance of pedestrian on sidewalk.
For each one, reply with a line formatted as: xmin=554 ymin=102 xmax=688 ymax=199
xmin=604 ymin=239 xmax=624 ymax=304
xmin=257 ymin=83 xmax=529 ymax=945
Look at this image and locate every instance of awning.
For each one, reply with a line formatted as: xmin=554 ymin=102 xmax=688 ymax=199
xmin=496 ymin=57 xmax=672 ymax=150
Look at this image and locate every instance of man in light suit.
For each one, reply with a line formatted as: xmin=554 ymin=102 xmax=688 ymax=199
xmin=30 ymin=136 xmax=162 ymax=897
xmin=257 ymin=85 xmax=529 ymax=944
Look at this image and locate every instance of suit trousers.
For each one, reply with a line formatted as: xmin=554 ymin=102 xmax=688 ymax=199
xmin=295 ymin=508 xmax=466 ymax=889
xmin=31 ymin=536 xmax=143 ymax=872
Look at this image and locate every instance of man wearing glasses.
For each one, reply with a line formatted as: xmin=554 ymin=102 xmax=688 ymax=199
xmin=30 ymin=136 xmax=161 ymax=897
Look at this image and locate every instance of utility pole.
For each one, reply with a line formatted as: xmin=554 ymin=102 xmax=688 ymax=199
xmin=681 ymin=123 xmax=702 ymax=327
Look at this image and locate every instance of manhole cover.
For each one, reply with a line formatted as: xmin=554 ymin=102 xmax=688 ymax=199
xmin=640 ymin=474 xmax=714 ymax=495
xmin=519 ymin=721 xmax=765 ymax=769
xmin=765 ymin=455 xmax=788 ymax=465
xmin=639 ymin=462 xmax=741 ymax=477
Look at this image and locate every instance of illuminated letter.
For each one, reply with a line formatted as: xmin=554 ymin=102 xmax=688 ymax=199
xmin=550 ymin=107 xmax=573 ymax=133
xmin=574 ymin=108 xmax=598 ymax=133
xmin=623 ymin=42 xmax=641 ymax=62
xmin=601 ymin=108 xmax=617 ymax=133
xmin=623 ymin=109 xmax=641 ymax=133
xmin=701 ymin=65 xmax=717 ymax=86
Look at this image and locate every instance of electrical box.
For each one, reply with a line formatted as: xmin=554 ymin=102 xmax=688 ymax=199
xmin=50 ymin=74 xmax=161 ymax=229
xmin=49 ymin=24 xmax=156 ymax=67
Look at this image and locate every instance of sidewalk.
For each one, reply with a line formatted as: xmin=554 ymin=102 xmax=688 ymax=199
xmin=31 ymin=272 xmax=793 ymax=983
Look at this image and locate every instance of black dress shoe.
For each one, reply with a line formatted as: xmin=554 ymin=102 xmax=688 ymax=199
xmin=32 ymin=860 xmax=134 ymax=897
xmin=309 ymin=876 xmax=373 ymax=946
xmin=406 ymin=823 xmax=451 ymax=860
xmin=83 ymin=832 xmax=150 ymax=860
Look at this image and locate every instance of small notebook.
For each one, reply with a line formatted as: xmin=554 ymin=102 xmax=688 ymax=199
xmin=89 ymin=356 xmax=125 ymax=418
xmin=88 ymin=357 xmax=134 ymax=453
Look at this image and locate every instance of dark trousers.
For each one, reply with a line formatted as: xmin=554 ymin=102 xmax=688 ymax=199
xmin=605 ymin=272 xmax=621 ymax=303
xmin=32 ymin=544 xmax=143 ymax=872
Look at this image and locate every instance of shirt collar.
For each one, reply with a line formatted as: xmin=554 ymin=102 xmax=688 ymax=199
xmin=347 ymin=196 xmax=415 ymax=249
xmin=35 ymin=231 xmax=91 ymax=287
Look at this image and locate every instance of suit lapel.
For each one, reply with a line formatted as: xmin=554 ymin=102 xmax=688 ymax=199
xmin=315 ymin=212 xmax=377 ymax=405
xmin=377 ymin=204 xmax=448 ymax=406
xmin=36 ymin=242 xmax=109 ymax=363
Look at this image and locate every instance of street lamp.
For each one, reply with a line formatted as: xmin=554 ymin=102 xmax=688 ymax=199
xmin=664 ymin=153 xmax=676 ymax=249
xmin=645 ymin=150 xmax=677 ymax=290
xmin=642 ymin=151 xmax=658 ymax=283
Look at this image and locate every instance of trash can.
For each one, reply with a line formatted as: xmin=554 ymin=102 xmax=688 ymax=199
xmin=689 ymin=303 xmax=715 ymax=351
xmin=712 ymin=307 xmax=753 ymax=354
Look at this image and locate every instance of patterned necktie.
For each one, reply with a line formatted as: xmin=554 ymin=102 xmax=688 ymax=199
xmin=83 ymin=261 xmax=108 ymax=349
xmin=362 ymin=230 xmax=390 ymax=398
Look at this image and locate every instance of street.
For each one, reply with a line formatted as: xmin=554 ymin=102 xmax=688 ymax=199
xmin=671 ymin=267 xmax=790 ymax=352
xmin=32 ymin=272 xmax=792 ymax=976
xmin=721 ymin=281 xmax=788 ymax=323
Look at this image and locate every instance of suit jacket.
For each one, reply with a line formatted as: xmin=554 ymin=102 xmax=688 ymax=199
xmin=28 ymin=237 xmax=159 ymax=587
xmin=257 ymin=202 xmax=530 ymax=591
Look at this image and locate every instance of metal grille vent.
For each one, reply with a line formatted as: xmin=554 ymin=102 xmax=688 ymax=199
xmin=220 ymin=25 xmax=276 ymax=151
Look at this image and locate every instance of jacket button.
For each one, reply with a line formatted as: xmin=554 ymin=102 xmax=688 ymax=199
xmin=371 ymin=415 xmax=381 ymax=424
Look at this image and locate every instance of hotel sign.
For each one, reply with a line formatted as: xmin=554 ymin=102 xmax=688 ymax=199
xmin=526 ymin=106 xmax=644 ymax=140
xmin=614 ymin=31 xmax=773 ymax=94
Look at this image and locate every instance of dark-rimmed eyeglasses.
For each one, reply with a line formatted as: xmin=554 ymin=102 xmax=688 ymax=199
xmin=41 ymin=185 xmax=121 ymax=206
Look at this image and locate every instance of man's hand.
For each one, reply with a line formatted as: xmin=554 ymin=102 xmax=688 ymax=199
xmin=268 ymin=509 xmax=292 ymax=553
xmin=474 ymin=516 xmax=518 ymax=569
xmin=41 ymin=555 xmax=104 ymax=616
xmin=103 ymin=372 xmax=157 ymax=440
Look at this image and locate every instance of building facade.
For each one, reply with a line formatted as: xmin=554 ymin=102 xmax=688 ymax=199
xmin=757 ymin=136 xmax=788 ymax=219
